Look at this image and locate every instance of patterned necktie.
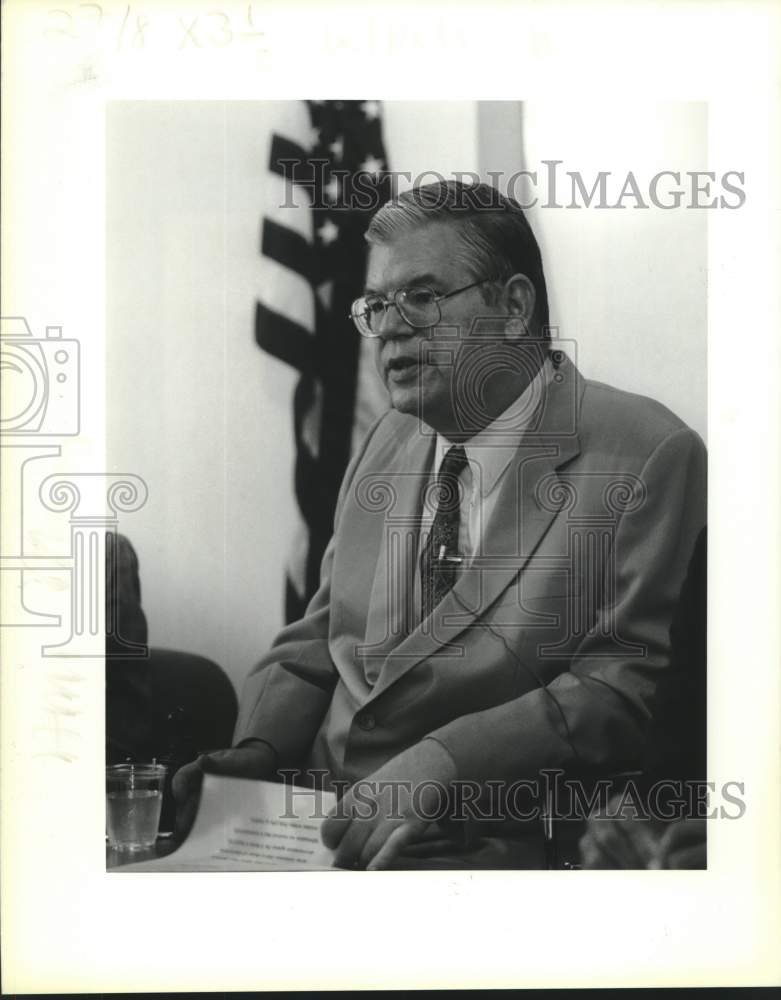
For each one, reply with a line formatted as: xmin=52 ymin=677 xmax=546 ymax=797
xmin=420 ymin=445 xmax=469 ymax=621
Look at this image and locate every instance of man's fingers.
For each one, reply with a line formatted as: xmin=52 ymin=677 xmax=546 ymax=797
xmin=173 ymin=791 xmax=200 ymax=842
xmin=657 ymin=818 xmax=707 ymax=856
xmin=198 ymin=746 xmax=276 ymax=781
xmin=394 ymin=834 xmax=454 ymax=859
xmin=579 ymin=829 xmax=627 ymax=870
xmin=580 ymin=821 xmax=641 ymax=869
xmin=198 ymin=749 xmax=249 ymax=776
xmin=665 ymin=844 xmax=706 ymax=869
xmin=321 ymin=808 xmax=351 ymax=851
xmin=366 ymin=824 xmax=419 ymax=871
xmin=172 ymin=747 xmax=277 ymax=843
xmin=357 ymin=822 xmax=399 ymax=870
xmin=172 ymin=750 xmax=244 ymax=843
xmin=171 ymin=757 xmax=211 ymax=842
xmin=655 ymin=819 xmax=707 ymax=869
xmin=588 ymin=824 xmax=633 ymax=868
xmin=332 ymin=818 xmax=373 ymax=870
xmin=321 ymin=787 xmax=373 ymax=850
xmin=172 ymin=757 xmax=205 ymax=802
xmin=609 ymin=817 xmax=658 ymax=867
xmin=579 ymin=832 xmax=606 ymax=869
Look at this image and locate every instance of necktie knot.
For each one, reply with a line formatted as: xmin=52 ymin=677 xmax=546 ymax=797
xmin=435 ymin=445 xmax=468 ymax=514
xmin=439 ymin=444 xmax=468 ymax=480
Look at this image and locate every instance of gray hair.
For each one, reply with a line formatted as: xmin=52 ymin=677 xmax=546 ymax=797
xmin=366 ymin=180 xmax=550 ymax=333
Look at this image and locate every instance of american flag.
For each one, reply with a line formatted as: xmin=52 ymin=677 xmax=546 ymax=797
xmin=256 ymin=100 xmax=391 ymax=622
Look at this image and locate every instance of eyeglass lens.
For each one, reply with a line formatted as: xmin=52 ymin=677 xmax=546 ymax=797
xmin=358 ymin=287 xmax=439 ymax=335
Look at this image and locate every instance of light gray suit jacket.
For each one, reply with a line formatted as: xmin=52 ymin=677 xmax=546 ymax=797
xmin=234 ymin=357 xmax=707 ymax=794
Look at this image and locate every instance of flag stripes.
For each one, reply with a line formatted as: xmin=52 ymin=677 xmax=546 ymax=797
xmin=254 ymin=301 xmax=312 ymax=374
xmin=261 ymin=219 xmax=314 ymax=284
xmin=255 ymin=101 xmax=391 ymax=623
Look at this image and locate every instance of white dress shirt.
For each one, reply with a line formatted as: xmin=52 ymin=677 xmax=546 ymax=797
xmin=412 ymin=357 xmax=553 ymax=625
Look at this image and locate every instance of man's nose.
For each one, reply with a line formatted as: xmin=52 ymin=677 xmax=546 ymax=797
xmin=375 ymin=301 xmax=414 ymax=340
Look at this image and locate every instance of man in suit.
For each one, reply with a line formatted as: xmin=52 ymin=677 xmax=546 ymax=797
xmin=173 ymin=180 xmax=706 ymax=870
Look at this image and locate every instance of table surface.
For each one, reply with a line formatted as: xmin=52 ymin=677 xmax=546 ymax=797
xmin=106 ymin=833 xmax=179 ymax=869
xmin=106 ymin=822 xmax=585 ymax=870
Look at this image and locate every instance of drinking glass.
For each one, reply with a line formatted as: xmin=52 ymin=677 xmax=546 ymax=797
xmin=106 ymin=763 xmax=167 ymax=852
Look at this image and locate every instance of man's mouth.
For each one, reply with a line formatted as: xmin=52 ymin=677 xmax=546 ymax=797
xmin=385 ymin=357 xmax=421 ymax=383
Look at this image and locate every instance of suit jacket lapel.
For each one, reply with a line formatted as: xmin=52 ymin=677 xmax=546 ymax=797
xmin=365 ymin=357 xmax=585 ymax=703
xmin=358 ymin=428 xmax=435 ymax=682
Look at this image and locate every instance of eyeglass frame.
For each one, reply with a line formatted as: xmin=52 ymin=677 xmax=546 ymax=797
xmin=348 ymin=274 xmax=509 ymax=337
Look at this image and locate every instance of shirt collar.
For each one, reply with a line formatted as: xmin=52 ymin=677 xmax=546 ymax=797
xmin=435 ymin=355 xmax=553 ymax=498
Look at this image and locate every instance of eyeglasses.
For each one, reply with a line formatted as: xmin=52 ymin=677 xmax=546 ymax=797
xmin=349 ymin=276 xmax=502 ymax=338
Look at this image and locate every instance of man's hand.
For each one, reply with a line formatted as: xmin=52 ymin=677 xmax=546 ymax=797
xmin=171 ymin=741 xmax=277 ymax=842
xmin=579 ymin=799 xmax=706 ymax=870
xmin=649 ymin=818 xmax=706 ymax=869
xmin=578 ymin=794 xmax=662 ymax=869
xmin=320 ymin=739 xmax=458 ymax=871
xmin=578 ymin=812 xmax=659 ymax=869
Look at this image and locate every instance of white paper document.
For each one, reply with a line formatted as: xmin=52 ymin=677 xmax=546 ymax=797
xmin=114 ymin=775 xmax=337 ymax=872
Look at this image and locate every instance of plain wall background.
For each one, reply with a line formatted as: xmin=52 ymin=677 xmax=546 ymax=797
xmin=522 ymin=100 xmax=707 ymax=437
xmin=107 ymin=100 xmax=706 ymax=696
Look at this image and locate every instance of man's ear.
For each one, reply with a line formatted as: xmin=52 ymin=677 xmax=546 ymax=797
xmin=503 ymin=273 xmax=536 ymax=340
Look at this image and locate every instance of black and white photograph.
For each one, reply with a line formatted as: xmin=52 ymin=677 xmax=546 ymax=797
xmin=105 ymin=100 xmax=710 ymax=874
xmin=2 ymin=1 xmax=779 ymax=992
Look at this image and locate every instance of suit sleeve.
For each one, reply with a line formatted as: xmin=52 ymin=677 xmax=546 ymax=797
xmin=232 ymin=414 xmax=386 ymax=763
xmin=425 ymin=426 xmax=708 ymax=784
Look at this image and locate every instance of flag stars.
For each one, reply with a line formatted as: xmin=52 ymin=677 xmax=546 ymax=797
xmin=330 ymin=135 xmax=344 ymax=160
xmin=324 ymin=175 xmax=340 ymax=203
xmin=361 ymin=100 xmax=381 ymax=120
xmin=360 ymin=154 xmax=384 ymax=178
xmin=317 ymin=219 xmax=339 ymax=246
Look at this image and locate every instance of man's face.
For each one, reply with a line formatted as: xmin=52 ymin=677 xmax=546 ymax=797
xmin=367 ymin=222 xmax=506 ymax=437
